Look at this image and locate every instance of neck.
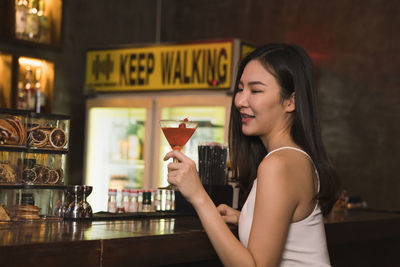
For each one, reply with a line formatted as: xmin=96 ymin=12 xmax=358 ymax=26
xmin=261 ymin=129 xmax=297 ymax=152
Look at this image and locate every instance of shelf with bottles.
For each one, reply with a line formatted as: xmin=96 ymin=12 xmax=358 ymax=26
xmin=0 ymin=52 xmax=13 ymax=108
xmin=110 ymin=120 xmax=145 ymax=164
xmin=17 ymin=56 xmax=54 ymax=113
xmin=1 ymin=0 xmax=63 ymax=47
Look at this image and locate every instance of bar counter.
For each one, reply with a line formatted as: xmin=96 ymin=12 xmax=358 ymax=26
xmin=1 ymin=210 xmax=400 ymax=267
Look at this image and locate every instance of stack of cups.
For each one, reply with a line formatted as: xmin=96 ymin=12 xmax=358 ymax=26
xmin=198 ymin=143 xmax=228 ymax=186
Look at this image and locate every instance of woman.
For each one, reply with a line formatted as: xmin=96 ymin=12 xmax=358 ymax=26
xmin=164 ymin=44 xmax=340 ymax=266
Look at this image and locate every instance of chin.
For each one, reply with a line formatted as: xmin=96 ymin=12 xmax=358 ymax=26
xmin=241 ymin=127 xmax=255 ymax=136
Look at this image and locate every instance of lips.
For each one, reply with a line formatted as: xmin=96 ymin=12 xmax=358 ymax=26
xmin=240 ymin=112 xmax=255 ymax=123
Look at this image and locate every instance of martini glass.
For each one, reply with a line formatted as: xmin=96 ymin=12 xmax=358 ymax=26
xmin=160 ymin=119 xmax=198 ymax=190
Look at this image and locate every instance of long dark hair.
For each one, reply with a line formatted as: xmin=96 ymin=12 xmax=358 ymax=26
xmin=229 ymin=43 xmax=340 ymax=216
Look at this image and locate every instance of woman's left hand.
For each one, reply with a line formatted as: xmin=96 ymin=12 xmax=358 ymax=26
xmin=163 ymin=150 xmax=206 ymax=206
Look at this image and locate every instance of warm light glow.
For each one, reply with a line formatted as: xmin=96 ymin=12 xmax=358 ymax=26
xmin=18 ymin=57 xmax=43 ymax=67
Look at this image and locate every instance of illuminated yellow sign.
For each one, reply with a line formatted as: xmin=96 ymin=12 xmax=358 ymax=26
xmin=85 ymin=41 xmax=233 ymax=91
xmin=240 ymin=43 xmax=256 ymax=60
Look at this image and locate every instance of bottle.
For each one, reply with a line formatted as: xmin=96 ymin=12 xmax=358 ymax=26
xmin=137 ymin=189 xmax=143 ymax=212
xmin=165 ymin=190 xmax=172 ymax=211
xmin=34 ymin=67 xmax=45 ymax=113
xmin=128 ymin=190 xmax=138 ymax=212
xmin=26 ymin=0 xmax=39 ymax=40
xmin=154 ymin=189 xmax=162 ymax=211
xmin=127 ymin=122 xmax=140 ymax=160
xmin=171 ymin=190 xmax=175 ymax=211
xmin=150 ymin=189 xmax=156 ymax=211
xmin=142 ymin=191 xmax=152 ymax=212
xmin=15 ymin=0 xmax=28 ymax=39
xmin=17 ymin=81 xmax=27 ymax=109
xmin=107 ymin=189 xmax=117 ymax=213
xmin=121 ymin=189 xmax=130 ymax=213
xmin=24 ymin=66 xmax=35 ymax=111
xmin=119 ymin=140 xmax=129 ymax=160
xmin=37 ymin=0 xmax=49 ymax=43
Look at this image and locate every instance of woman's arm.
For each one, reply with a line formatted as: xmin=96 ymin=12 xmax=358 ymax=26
xmin=217 ymin=204 xmax=241 ymax=225
xmin=164 ymin=150 xmax=299 ymax=267
xmin=247 ymin=154 xmax=299 ymax=266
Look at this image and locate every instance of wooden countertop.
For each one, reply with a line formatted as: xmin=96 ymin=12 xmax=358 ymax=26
xmin=1 ymin=210 xmax=400 ymax=266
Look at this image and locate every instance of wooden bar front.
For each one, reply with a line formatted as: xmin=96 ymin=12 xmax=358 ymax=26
xmin=1 ymin=210 xmax=400 ymax=266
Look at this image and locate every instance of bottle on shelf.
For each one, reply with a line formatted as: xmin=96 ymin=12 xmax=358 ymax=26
xmin=15 ymin=0 xmax=28 ymax=39
xmin=154 ymin=189 xmax=162 ymax=211
xmin=107 ymin=189 xmax=117 ymax=213
xmin=142 ymin=191 xmax=152 ymax=212
xmin=137 ymin=189 xmax=143 ymax=212
xmin=121 ymin=189 xmax=130 ymax=213
xmin=24 ymin=65 xmax=36 ymax=111
xmin=128 ymin=190 xmax=138 ymax=212
xmin=165 ymin=190 xmax=172 ymax=211
xmin=127 ymin=122 xmax=141 ymax=160
xmin=37 ymin=0 xmax=49 ymax=43
xmin=17 ymin=81 xmax=27 ymax=109
xmin=26 ymin=0 xmax=39 ymax=40
xmin=34 ymin=67 xmax=46 ymax=113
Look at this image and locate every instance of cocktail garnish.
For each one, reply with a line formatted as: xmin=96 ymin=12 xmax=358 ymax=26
xmin=179 ymin=118 xmax=189 ymax=128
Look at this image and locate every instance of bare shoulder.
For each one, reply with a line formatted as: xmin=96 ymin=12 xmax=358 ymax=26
xmin=257 ymin=151 xmax=294 ymax=183
xmin=257 ymin=150 xmax=309 ymax=201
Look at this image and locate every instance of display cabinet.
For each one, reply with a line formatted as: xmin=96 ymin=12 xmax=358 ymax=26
xmin=0 ymin=53 xmax=55 ymax=113
xmin=16 ymin=56 xmax=54 ymax=113
xmin=0 ymin=0 xmax=63 ymax=47
xmin=0 ymin=108 xmax=69 ymax=221
xmin=27 ymin=110 xmax=69 ymax=151
xmin=0 ymin=184 xmax=65 ymax=220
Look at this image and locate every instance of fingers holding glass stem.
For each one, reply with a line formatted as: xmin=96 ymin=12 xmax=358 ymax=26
xmin=163 ymin=150 xmax=204 ymax=204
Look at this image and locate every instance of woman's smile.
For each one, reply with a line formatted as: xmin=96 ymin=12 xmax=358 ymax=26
xmin=240 ymin=112 xmax=255 ymax=123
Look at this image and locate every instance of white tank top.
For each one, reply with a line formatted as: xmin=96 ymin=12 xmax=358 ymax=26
xmin=238 ymin=147 xmax=331 ymax=266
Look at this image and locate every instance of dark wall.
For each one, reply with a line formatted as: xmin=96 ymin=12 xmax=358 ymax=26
xmin=53 ymin=0 xmax=157 ymax=184
xmin=159 ymin=0 xmax=400 ymax=210
xmin=2 ymin=0 xmax=399 ymax=210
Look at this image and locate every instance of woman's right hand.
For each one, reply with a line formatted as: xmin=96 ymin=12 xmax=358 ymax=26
xmin=217 ymin=204 xmax=241 ymax=225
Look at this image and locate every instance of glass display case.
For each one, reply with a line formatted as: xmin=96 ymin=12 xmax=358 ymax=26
xmin=0 ymin=185 xmax=65 ymax=221
xmin=27 ymin=112 xmax=69 ymax=151
xmin=0 ymin=108 xmax=69 ymax=221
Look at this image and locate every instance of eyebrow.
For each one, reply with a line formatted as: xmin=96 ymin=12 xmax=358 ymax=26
xmin=239 ymin=81 xmax=267 ymax=86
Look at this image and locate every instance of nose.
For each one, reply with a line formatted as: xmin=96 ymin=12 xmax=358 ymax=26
xmin=235 ymin=90 xmax=248 ymax=108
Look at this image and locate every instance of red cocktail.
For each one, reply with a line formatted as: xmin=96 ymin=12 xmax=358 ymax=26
xmin=161 ymin=127 xmax=196 ymax=151
xmin=160 ymin=119 xmax=198 ymax=151
xmin=160 ymin=119 xmax=198 ymax=189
